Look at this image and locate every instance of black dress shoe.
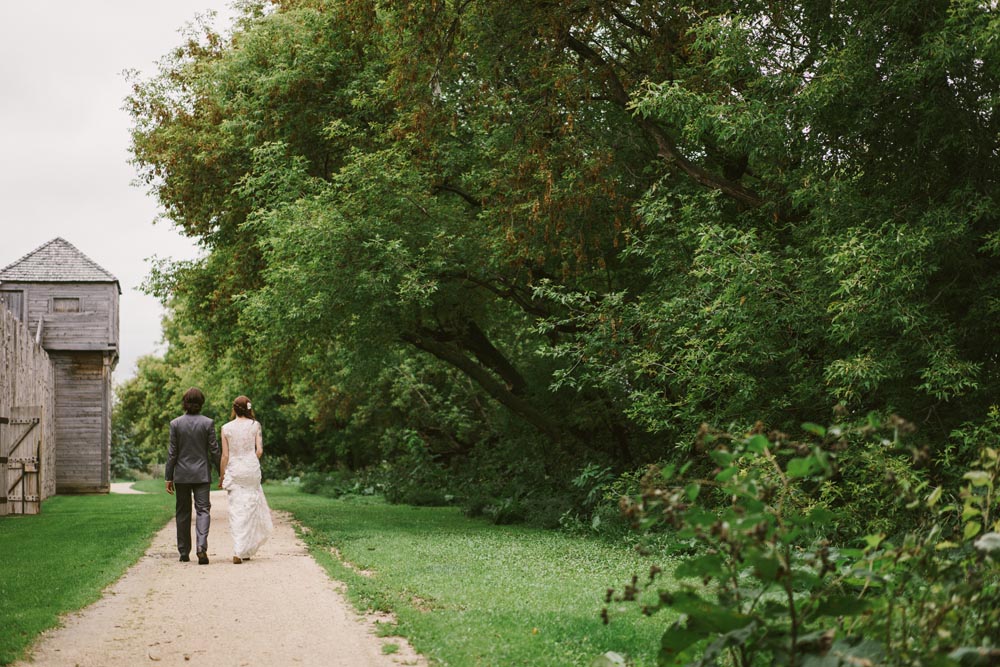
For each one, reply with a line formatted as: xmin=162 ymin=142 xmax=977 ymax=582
xmin=179 ymin=554 xmax=190 ymax=562
xmin=197 ymin=552 xmax=209 ymax=565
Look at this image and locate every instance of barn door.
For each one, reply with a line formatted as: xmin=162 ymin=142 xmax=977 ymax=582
xmin=0 ymin=407 xmax=43 ymax=515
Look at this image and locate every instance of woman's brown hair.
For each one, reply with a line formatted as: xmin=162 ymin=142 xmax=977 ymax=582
xmin=230 ymin=395 xmax=257 ymax=421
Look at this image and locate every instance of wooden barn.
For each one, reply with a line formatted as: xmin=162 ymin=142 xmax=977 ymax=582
xmin=0 ymin=238 xmax=119 ymax=494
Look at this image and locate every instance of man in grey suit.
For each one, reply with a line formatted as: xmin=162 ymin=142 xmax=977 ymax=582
xmin=165 ymin=387 xmax=221 ymax=564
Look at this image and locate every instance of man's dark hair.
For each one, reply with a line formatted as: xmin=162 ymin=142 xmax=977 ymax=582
xmin=182 ymin=387 xmax=206 ymax=414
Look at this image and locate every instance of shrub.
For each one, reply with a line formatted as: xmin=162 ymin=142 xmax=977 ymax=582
xmin=607 ymin=414 xmax=1000 ymax=666
xmin=371 ymin=429 xmax=456 ymax=505
xmin=110 ymin=438 xmax=144 ymax=480
xmin=259 ymin=453 xmax=296 ymax=483
xmin=299 ymin=469 xmax=358 ymax=498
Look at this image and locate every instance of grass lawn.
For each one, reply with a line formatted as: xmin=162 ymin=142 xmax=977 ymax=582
xmin=0 ymin=480 xmax=173 ymax=666
xmin=266 ymin=484 xmax=674 ymax=666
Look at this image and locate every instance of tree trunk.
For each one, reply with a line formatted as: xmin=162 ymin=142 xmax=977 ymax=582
xmin=401 ymin=331 xmax=565 ymax=444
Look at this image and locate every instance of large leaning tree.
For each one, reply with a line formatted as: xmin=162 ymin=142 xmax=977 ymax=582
xmin=128 ymin=0 xmax=999 ymax=476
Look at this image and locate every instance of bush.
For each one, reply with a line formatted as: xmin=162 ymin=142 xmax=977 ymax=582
xmin=299 ymin=469 xmax=358 ymax=498
xmin=110 ymin=438 xmax=144 ymax=480
xmin=260 ymin=453 xmax=296 ymax=483
xmin=608 ymin=414 xmax=1000 ymax=666
xmin=337 ymin=429 xmax=456 ymax=506
xmin=451 ymin=431 xmax=563 ymax=525
xmin=378 ymin=458 xmax=453 ymax=506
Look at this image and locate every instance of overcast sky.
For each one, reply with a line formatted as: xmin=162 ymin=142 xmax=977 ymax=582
xmin=0 ymin=1 xmax=240 ymax=383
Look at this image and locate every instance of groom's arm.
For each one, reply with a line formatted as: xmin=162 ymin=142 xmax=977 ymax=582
xmin=208 ymin=420 xmax=221 ymax=473
xmin=165 ymin=421 xmax=177 ymax=494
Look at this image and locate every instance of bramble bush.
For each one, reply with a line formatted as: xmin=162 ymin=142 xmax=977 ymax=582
xmin=606 ymin=414 xmax=1000 ymax=666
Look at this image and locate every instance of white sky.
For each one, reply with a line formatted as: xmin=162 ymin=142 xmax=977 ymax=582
xmin=0 ymin=1 xmax=240 ymax=383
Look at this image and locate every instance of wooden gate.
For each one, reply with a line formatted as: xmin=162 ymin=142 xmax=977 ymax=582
xmin=0 ymin=406 xmax=43 ymax=515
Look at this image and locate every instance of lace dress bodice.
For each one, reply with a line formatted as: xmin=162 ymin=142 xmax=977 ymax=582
xmin=224 ymin=418 xmax=261 ymax=462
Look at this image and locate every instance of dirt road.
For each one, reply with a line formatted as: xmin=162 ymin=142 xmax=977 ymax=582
xmin=15 ymin=488 xmax=426 ymax=667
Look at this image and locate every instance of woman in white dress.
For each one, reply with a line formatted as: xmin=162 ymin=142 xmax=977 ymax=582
xmin=219 ymin=395 xmax=273 ymax=563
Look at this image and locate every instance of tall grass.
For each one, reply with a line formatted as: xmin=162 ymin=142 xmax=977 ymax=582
xmin=266 ymin=484 xmax=673 ymax=666
xmin=0 ymin=481 xmax=173 ymax=665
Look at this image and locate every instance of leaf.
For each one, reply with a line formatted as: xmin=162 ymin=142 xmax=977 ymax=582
xmin=675 ymin=553 xmax=726 ymax=579
xmin=715 ymin=466 xmax=738 ymax=482
xmin=802 ymin=422 xmax=827 ymax=437
xmin=747 ymin=553 xmax=780 ymax=582
xmin=962 ymin=505 xmax=982 ymax=521
xmin=963 ymin=471 xmax=992 ymax=487
xmin=809 ymin=506 xmax=836 ymax=524
xmin=927 ymin=485 xmax=943 ymax=507
xmin=710 ymin=450 xmax=734 ymax=467
xmin=963 ymin=521 xmax=982 ymax=541
xmin=667 ymin=591 xmax=756 ymax=633
xmin=659 ymin=622 xmax=704 ymax=665
xmin=861 ymin=533 xmax=886 ymax=550
xmin=694 ymin=622 xmax=758 ymax=667
xmin=787 ymin=457 xmax=818 ymax=479
xmin=789 ymin=506 xmax=835 ymax=526
xmin=813 ymin=595 xmax=871 ymax=617
xmin=684 ymin=483 xmax=701 ymax=502
xmin=683 ymin=508 xmax=719 ymax=528
xmin=746 ymin=434 xmax=770 ymax=453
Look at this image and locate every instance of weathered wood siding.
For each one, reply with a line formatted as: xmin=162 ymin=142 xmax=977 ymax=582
xmin=50 ymin=352 xmax=110 ymax=493
xmin=0 ymin=281 xmax=119 ymax=352
xmin=0 ymin=306 xmax=56 ymax=502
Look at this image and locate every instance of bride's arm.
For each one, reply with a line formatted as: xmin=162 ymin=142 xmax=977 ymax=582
xmin=219 ymin=430 xmax=230 ymax=488
xmin=255 ymin=422 xmax=264 ymax=459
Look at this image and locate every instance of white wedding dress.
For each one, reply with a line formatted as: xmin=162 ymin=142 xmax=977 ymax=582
xmin=221 ymin=418 xmax=273 ymax=558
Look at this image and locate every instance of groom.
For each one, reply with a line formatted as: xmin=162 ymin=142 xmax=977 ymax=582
xmin=165 ymin=387 xmax=221 ymax=564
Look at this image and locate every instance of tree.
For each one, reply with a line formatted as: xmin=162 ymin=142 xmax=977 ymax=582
xmin=126 ymin=0 xmax=1000 ymax=500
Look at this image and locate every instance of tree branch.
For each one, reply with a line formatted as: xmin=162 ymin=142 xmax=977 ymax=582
xmin=432 ymin=182 xmax=483 ymax=208
xmin=458 ymin=320 xmax=528 ymax=395
xmin=401 ymin=331 xmax=565 ymax=443
xmin=564 ymin=32 xmax=765 ymax=208
xmin=609 ymin=6 xmax=655 ymax=40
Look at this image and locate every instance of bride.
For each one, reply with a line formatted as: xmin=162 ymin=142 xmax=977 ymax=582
xmin=219 ymin=395 xmax=273 ymax=563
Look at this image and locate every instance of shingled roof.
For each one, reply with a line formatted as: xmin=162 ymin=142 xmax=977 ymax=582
xmin=0 ymin=237 xmax=120 ymax=290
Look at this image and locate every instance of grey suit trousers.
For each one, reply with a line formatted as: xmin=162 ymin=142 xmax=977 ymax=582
xmin=174 ymin=482 xmax=212 ymax=556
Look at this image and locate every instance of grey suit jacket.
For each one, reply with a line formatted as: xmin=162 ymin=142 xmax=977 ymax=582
xmin=165 ymin=413 xmax=221 ymax=484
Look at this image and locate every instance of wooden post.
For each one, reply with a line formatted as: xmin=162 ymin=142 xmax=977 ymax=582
xmin=0 ymin=415 xmax=8 ymax=516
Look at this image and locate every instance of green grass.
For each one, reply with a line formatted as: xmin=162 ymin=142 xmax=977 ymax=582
xmin=266 ymin=484 xmax=675 ymax=666
xmin=0 ymin=480 xmax=174 ymax=665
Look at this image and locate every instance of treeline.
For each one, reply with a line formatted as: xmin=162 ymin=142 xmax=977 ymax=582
xmin=116 ymin=0 xmax=999 ymax=527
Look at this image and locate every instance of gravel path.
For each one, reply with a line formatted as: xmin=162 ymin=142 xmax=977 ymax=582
xmin=15 ymin=490 xmax=426 ymax=667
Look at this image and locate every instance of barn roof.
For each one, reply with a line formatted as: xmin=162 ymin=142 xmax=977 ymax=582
xmin=0 ymin=237 xmax=120 ymax=291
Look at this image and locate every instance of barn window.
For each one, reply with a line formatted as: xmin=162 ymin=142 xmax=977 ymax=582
xmin=0 ymin=290 xmax=25 ymax=320
xmin=53 ymin=297 xmax=81 ymax=313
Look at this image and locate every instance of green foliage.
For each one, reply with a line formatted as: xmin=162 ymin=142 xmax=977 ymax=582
xmin=112 ymin=355 xmax=181 ymax=469
xmin=122 ymin=0 xmax=1000 ymax=530
xmin=299 ymin=468 xmax=379 ymax=499
xmin=612 ymin=416 xmax=1000 ymax=666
